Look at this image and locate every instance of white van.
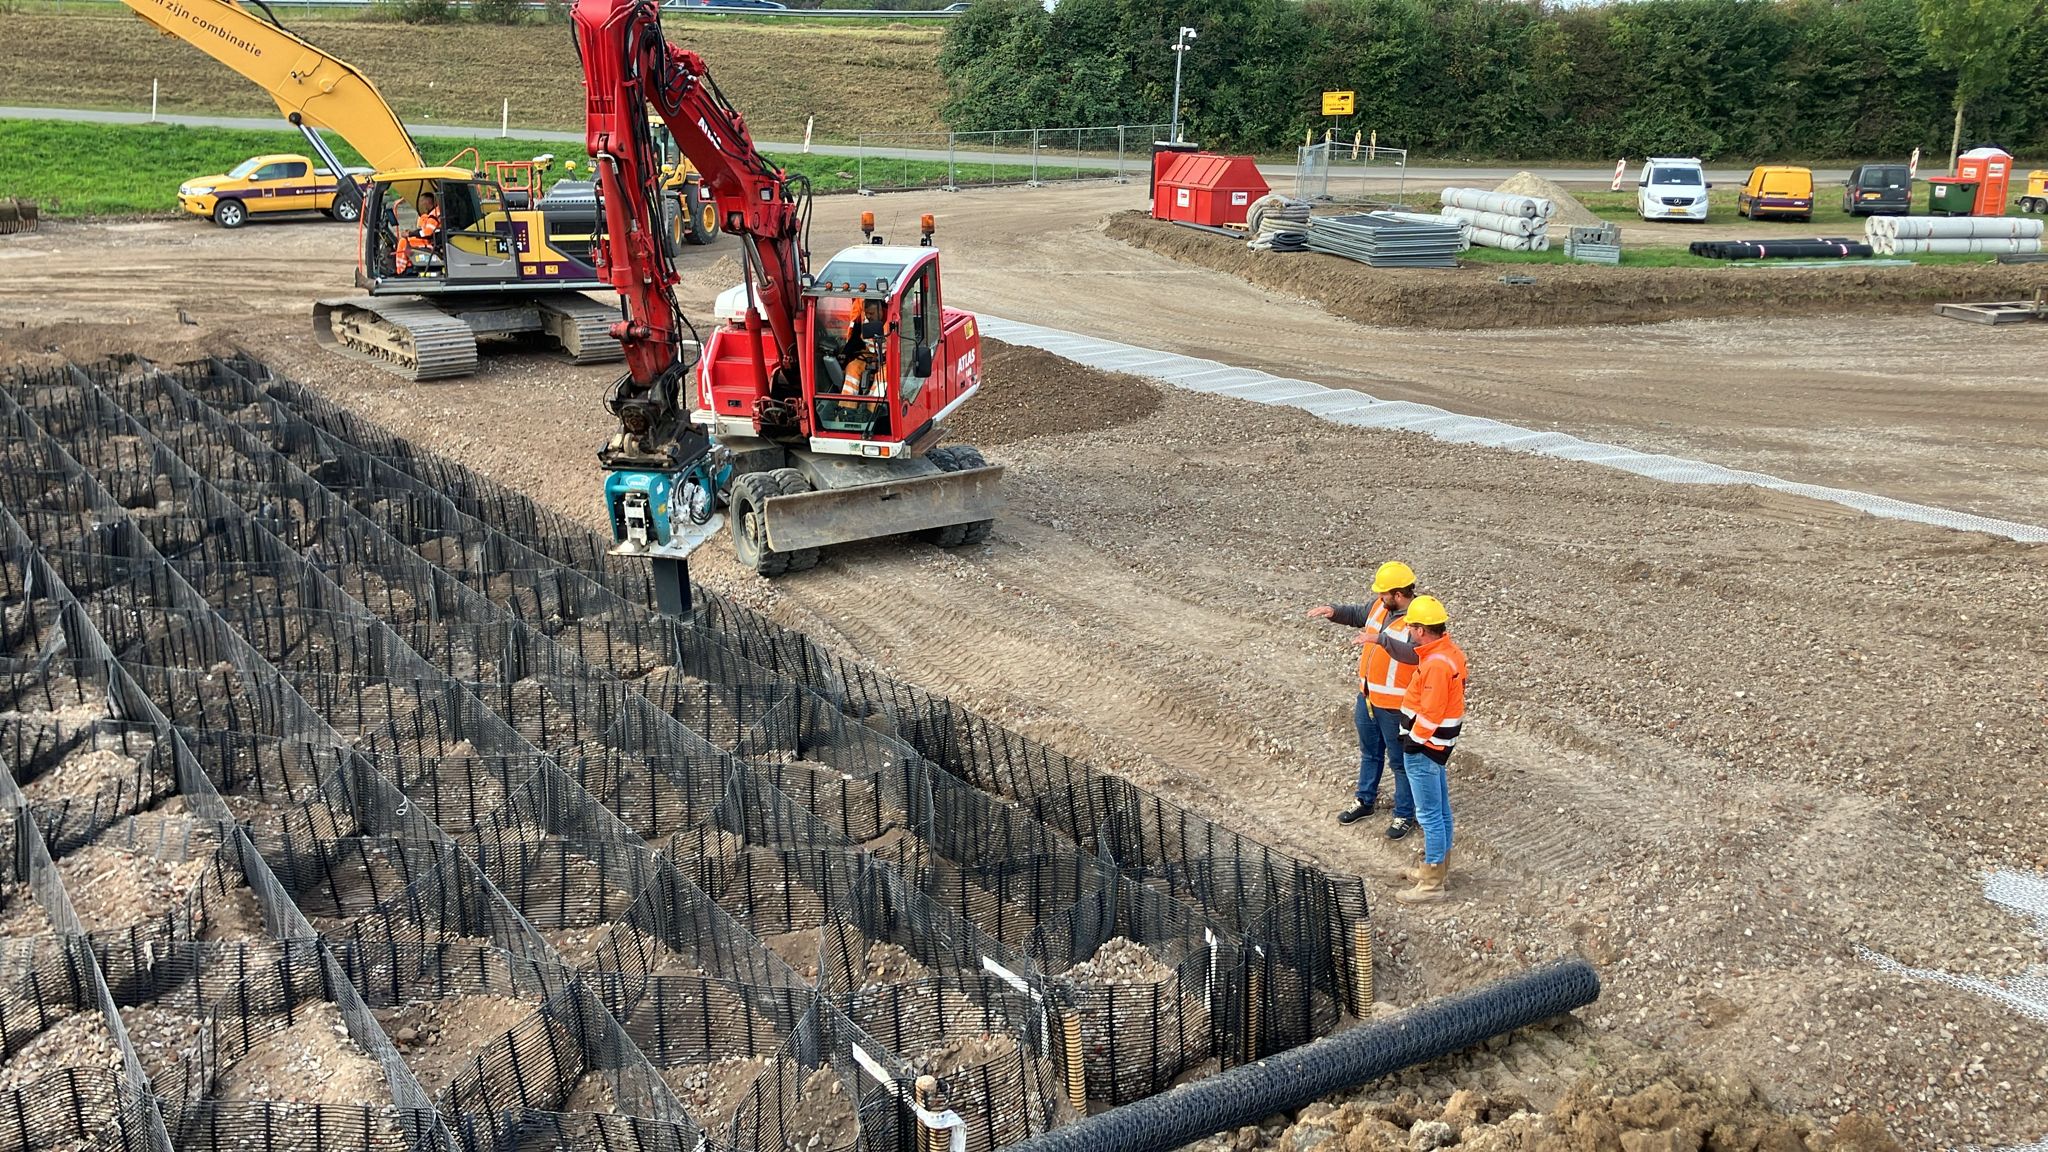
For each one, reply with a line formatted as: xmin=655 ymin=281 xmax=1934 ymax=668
xmin=1637 ymin=157 xmax=1710 ymax=221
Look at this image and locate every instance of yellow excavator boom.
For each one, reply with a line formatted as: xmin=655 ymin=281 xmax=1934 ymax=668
xmin=119 ymin=0 xmax=422 ymax=173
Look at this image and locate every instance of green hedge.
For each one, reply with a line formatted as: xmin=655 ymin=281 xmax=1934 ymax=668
xmin=938 ymin=0 xmax=2048 ymax=159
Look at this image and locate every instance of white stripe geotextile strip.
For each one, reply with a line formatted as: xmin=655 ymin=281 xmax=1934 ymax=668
xmin=974 ymin=315 xmax=2048 ymax=545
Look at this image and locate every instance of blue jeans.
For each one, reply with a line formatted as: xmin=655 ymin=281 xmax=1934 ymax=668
xmin=1354 ymin=695 xmax=1412 ymax=818
xmin=1403 ymin=750 xmax=1452 ymax=864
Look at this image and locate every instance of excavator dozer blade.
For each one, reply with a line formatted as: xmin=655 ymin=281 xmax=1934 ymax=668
xmin=763 ymin=464 xmax=1003 ymax=554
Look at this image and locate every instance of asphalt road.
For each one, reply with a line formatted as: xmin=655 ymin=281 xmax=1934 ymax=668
xmin=0 ymin=106 xmax=1864 ymax=184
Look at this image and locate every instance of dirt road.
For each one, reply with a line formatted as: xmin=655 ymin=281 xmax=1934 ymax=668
xmin=3 ymin=193 xmax=2047 ymax=1148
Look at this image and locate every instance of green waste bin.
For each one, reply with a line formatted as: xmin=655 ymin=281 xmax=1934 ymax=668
xmin=1929 ymin=179 xmax=1978 ymax=216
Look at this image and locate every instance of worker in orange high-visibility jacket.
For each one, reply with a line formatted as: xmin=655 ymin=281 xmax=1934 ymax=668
xmin=1307 ymin=561 xmax=1418 ymax=839
xmin=1386 ymin=595 xmax=1466 ymax=904
xmin=394 ymin=191 xmax=442 ymax=276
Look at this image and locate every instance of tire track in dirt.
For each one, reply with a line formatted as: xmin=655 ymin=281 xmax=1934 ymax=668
xmin=794 ymin=547 xmax=1270 ymax=785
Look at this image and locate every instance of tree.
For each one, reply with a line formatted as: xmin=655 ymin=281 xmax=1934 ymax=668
xmin=1919 ymin=0 xmax=2038 ymax=166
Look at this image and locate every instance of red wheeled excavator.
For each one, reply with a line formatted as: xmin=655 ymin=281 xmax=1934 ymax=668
xmin=572 ymin=0 xmax=1001 ymax=597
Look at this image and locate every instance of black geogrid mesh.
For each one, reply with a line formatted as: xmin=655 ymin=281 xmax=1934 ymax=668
xmin=0 ymin=352 xmax=1377 ymax=1151
xmin=180 ymin=357 xmax=1228 ymax=1103
xmin=232 ymin=355 xmax=1364 ymax=1051
xmin=230 ymin=356 xmax=1374 ymax=1041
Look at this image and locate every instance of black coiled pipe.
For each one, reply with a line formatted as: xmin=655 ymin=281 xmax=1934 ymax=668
xmin=1008 ymin=957 xmax=1600 ymax=1152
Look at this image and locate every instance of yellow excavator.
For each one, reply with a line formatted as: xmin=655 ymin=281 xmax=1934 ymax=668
xmin=114 ymin=0 xmax=710 ymax=379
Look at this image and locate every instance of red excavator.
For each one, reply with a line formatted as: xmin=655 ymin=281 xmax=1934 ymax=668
xmin=573 ymin=0 xmax=1001 ymax=596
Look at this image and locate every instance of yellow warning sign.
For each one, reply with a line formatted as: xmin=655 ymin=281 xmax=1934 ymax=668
xmin=1321 ymin=91 xmax=1355 ymax=116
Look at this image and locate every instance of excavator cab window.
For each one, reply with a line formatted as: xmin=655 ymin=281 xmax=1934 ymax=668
xmin=897 ymin=265 xmax=937 ymax=408
xmin=811 ymin=294 xmax=893 ymax=438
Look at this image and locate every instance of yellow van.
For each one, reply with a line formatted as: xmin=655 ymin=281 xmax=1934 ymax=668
xmin=1736 ymin=165 xmax=1815 ymax=222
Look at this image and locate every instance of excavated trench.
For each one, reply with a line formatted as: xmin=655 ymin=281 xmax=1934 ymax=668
xmin=0 ymin=353 xmax=1375 ymax=1151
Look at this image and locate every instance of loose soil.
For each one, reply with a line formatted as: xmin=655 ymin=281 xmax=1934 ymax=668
xmin=4 ymin=15 xmax=946 ymax=143
xmin=119 ymin=1004 xmax=204 ymax=1085
xmin=375 ymin=994 xmax=535 ymax=1097
xmin=1105 ymin=211 xmax=2048 ymax=329
xmin=213 ymin=1001 xmax=389 ymax=1105
xmin=758 ymin=927 xmax=824 ymax=981
xmin=0 ymin=1010 xmax=118 ymax=1096
xmin=0 ymin=886 xmax=51 ymax=938
xmin=197 ymin=881 xmax=272 ymax=942
xmin=6 ymin=185 xmax=2048 ymax=1148
xmin=19 ymin=748 xmax=143 ymax=805
xmin=56 ymin=843 xmax=209 ymax=935
xmin=1067 ymin=936 xmax=1175 ymax=985
xmin=790 ymin=1064 xmax=860 ymax=1152
xmin=662 ymin=1054 xmax=776 ymax=1134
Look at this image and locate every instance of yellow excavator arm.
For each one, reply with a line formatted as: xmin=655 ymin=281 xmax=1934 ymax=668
xmin=119 ymin=0 xmax=422 ymax=173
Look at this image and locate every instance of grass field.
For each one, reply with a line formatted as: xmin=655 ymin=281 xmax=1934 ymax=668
xmin=0 ymin=13 xmax=947 ymax=143
xmin=0 ymin=120 xmax=993 ymax=215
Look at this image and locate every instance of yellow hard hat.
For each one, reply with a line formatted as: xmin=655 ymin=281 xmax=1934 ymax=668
xmin=1371 ymin=561 xmax=1416 ymax=594
xmin=1406 ymin=595 xmax=1448 ymax=627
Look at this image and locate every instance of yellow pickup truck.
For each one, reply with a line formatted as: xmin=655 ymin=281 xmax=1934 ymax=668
xmin=177 ymin=153 xmax=371 ymax=228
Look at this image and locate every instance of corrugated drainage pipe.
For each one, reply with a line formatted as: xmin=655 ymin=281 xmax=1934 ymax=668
xmin=1009 ymin=957 xmax=1600 ymax=1152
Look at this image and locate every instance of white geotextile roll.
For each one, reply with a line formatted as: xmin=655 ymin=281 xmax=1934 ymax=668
xmin=1886 ymin=237 xmax=2043 ymax=254
xmin=1444 ymin=206 xmax=1542 ymax=237
xmin=1441 ymin=187 xmax=1548 ymax=219
xmin=1882 ymin=216 xmax=2044 ymax=240
xmin=1467 ymin=226 xmax=1548 ymax=251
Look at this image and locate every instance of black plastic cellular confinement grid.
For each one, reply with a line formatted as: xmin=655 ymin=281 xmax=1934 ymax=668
xmin=228 ymin=351 xmax=1371 ymax=1063
xmin=0 ymin=354 xmax=1369 ymax=1152
xmin=233 ymin=355 xmax=1372 ymax=1048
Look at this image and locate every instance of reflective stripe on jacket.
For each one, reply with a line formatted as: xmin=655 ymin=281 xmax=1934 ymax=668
xmin=1399 ymin=634 xmax=1467 ymax=763
xmin=1354 ymin=599 xmax=1413 ymax=708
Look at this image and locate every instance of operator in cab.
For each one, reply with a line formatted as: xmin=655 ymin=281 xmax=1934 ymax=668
xmin=394 ymin=190 xmax=442 ymax=275
xmin=836 ymin=298 xmax=889 ymax=396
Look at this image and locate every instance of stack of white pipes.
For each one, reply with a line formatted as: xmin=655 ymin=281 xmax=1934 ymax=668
xmin=1440 ymin=187 xmax=1554 ymax=251
xmin=1866 ymin=215 xmax=2044 ymax=255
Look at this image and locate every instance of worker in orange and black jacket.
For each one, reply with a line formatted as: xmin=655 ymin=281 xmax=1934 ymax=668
xmin=1380 ymin=595 xmax=1466 ymax=904
xmin=394 ymin=191 xmax=442 ymax=276
xmin=1307 ymin=561 xmax=1418 ymax=840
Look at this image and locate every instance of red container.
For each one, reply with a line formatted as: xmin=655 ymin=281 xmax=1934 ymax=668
xmin=1152 ymin=152 xmax=1270 ymax=228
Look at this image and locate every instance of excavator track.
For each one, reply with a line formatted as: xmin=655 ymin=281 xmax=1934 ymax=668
xmin=312 ymin=296 xmax=479 ymax=381
xmin=537 ymin=294 xmax=626 ymax=364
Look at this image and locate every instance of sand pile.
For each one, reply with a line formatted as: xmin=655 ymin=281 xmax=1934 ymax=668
xmin=1494 ymin=171 xmax=1605 ymax=227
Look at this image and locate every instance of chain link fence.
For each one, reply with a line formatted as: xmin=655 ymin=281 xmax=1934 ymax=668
xmin=855 ymin=125 xmax=1172 ymax=195
xmin=1295 ymin=141 xmax=1412 ymax=206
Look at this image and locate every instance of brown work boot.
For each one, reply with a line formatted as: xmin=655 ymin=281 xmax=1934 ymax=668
xmin=1395 ymin=860 xmax=1425 ymax=883
xmin=1394 ymin=860 xmax=1449 ymax=905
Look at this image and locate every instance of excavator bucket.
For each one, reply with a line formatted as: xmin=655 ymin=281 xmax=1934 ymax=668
xmin=762 ymin=464 xmax=1003 ymax=554
xmin=0 ymin=200 xmax=18 ymax=234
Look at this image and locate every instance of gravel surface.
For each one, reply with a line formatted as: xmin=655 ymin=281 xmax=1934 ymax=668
xmin=1068 ymin=936 xmax=1175 ymax=985
xmin=662 ymin=1054 xmax=775 ymax=1134
xmin=56 ymin=844 xmax=207 ymax=935
xmin=375 ymin=994 xmax=535 ymax=1097
xmin=789 ymin=1064 xmax=860 ymax=1152
xmin=0 ymin=1010 xmax=119 ymax=1095
xmin=7 ymin=189 xmax=2048 ymax=1147
xmin=213 ymin=1002 xmax=390 ymax=1105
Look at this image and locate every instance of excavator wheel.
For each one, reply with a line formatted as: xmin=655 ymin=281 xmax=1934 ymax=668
xmin=730 ymin=469 xmax=821 ymax=576
xmin=921 ymin=446 xmax=996 ymax=547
